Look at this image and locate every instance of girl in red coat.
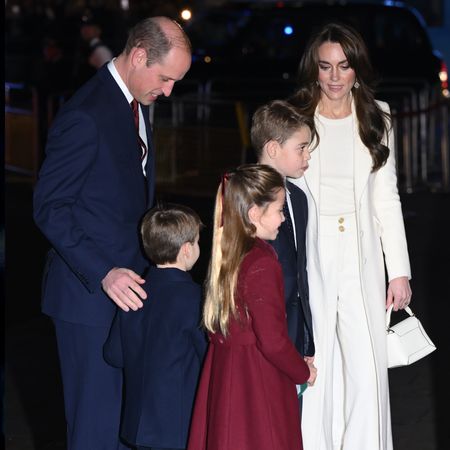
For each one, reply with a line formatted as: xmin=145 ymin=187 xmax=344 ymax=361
xmin=188 ymin=164 xmax=317 ymax=450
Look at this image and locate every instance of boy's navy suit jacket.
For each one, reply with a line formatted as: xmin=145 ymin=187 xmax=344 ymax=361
xmin=34 ymin=65 xmax=154 ymax=327
xmin=104 ymin=266 xmax=207 ymax=449
xmin=270 ymin=181 xmax=315 ymax=357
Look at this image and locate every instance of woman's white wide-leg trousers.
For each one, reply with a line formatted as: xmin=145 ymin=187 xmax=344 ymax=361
xmin=319 ymin=213 xmax=380 ymax=450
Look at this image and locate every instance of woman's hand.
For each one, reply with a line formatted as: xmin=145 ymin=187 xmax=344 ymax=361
xmin=386 ymin=276 xmax=412 ymax=311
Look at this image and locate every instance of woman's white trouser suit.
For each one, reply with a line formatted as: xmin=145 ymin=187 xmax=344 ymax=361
xmin=320 ymin=213 xmax=378 ymax=449
xmin=291 ymin=101 xmax=411 ymax=450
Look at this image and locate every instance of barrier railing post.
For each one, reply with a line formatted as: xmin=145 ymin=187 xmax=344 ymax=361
xmin=441 ymin=103 xmax=449 ymax=192
xmin=410 ymin=91 xmax=419 ymax=184
xmin=419 ymin=87 xmax=428 ymax=184
xmin=402 ymin=96 xmax=413 ymax=193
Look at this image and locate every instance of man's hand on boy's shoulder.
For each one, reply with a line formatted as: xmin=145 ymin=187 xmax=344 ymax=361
xmin=102 ymin=267 xmax=147 ymax=312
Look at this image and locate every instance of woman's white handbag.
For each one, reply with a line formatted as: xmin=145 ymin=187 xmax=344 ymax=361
xmin=386 ymin=305 xmax=436 ymax=368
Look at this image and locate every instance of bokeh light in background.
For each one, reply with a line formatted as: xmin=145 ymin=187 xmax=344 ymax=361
xmin=181 ymin=8 xmax=192 ymax=21
xmin=283 ymin=25 xmax=293 ymax=35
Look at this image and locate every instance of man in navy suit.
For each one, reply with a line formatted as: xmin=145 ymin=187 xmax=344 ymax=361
xmin=104 ymin=203 xmax=207 ymax=450
xmin=251 ymin=100 xmax=316 ymax=396
xmin=33 ymin=17 xmax=192 ymax=449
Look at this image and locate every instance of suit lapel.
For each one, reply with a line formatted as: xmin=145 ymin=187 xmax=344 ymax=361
xmin=276 ymin=221 xmax=297 ymax=260
xmin=287 ymin=182 xmax=314 ymax=344
xmin=287 ymin=183 xmax=306 ymax=274
xmin=142 ymin=104 xmax=153 ymax=157
xmin=141 ymin=104 xmax=155 ymax=207
xmin=286 ymin=185 xmax=299 ymax=246
xmin=292 ymin=197 xmax=305 ymax=259
xmin=99 ymin=67 xmax=150 ymax=205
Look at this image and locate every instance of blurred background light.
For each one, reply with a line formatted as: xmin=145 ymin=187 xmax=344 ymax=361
xmin=284 ymin=25 xmax=293 ymax=35
xmin=181 ymin=9 xmax=192 ymax=21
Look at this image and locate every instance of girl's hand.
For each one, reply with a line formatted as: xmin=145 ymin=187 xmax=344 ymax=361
xmin=305 ymin=358 xmax=317 ymax=386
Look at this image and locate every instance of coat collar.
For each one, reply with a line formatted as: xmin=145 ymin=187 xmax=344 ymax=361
xmin=147 ymin=265 xmax=193 ymax=283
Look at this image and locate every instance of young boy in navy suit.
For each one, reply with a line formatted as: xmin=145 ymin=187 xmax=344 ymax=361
xmin=104 ymin=203 xmax=207 ymax=450
xmin=251 ymin=100 xmax=317 ymax=402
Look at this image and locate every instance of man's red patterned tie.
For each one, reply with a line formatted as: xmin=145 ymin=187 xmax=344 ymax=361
xmin=130 ymin=99 xmax=148 ymax=161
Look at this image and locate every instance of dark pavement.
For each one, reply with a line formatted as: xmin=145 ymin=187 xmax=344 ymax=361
xmin=4 ymin=176 xmax=450 ymax=450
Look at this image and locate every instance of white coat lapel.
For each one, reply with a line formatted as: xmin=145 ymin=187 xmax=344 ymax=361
xmin=352 ymin=105 xmax=373 ymax=203
xmin=303 ymin=112 xmax=323 ymax=206
xmin=303 ymin=143 xmax=320 ymax=206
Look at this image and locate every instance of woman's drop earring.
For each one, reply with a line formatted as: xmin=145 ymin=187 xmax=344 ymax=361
xmin=354 ymin=80 xmax=360 ymax=89
xmin=315 ymin=80 xmax=319 ymax=86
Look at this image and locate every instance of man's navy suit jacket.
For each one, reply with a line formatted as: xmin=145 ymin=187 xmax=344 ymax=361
xmin=34 ymin=65 xmax=155 ymax=327
xmin=270 ymin=181 xmax=314 ymax=357
xmin=104 ymin=267 xmax=207 ymax=449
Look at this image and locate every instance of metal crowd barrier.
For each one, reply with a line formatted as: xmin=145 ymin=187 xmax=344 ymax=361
xmin=153 ymin=96 xmax=247 ymax=187
xmin=6 ymin=78 xmax=449 ymax=193
xmin=153 ymin=77 xmax=450 ymax=193
xmin=378 ymin=78 xmax=450 ymax=193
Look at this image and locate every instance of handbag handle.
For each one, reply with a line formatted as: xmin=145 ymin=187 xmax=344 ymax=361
xmin=386 ymin=304 xmax=414 ymax=330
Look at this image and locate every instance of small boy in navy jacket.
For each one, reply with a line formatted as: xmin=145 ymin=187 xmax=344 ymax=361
xmin=104 ymin=203 xmax=207 ymax=450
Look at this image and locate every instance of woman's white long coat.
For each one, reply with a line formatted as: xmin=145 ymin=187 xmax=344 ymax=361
xmin=291 ymin=101 xmax=411 ymax=450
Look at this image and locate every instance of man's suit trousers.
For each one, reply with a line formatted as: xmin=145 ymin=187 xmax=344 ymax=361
xmin=53 ymin=319 xmax=129 ymax=450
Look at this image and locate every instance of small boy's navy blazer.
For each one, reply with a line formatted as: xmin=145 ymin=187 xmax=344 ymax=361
xmin=104 ymin=266 xmax=207 ymax=449
xmin=270 ymin=181 xmax=315 ymax=357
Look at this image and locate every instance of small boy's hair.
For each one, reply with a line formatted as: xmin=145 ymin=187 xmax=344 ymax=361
xmin=250 ymin=99 xmax=317 ymax=160
xmin=140 ymin=203 xmax=203 ymax=265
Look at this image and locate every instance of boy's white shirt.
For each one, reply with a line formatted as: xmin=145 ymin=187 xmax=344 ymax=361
xmin=285 ymin=186 xmax=297 ymax=250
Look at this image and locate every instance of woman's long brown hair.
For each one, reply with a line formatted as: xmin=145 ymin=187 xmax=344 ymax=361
xmin=289 ymin=22 xmax=390 ymax=171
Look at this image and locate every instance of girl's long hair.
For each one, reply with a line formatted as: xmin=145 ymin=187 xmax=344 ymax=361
xmin=203 ymin=164 xmax=284 ymax=336
xmin=289 ymin=22 xmax=390 ymax=171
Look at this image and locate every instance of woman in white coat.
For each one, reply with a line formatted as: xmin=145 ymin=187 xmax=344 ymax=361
xmin=289 ymin=23 xmax=412 ymax=450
